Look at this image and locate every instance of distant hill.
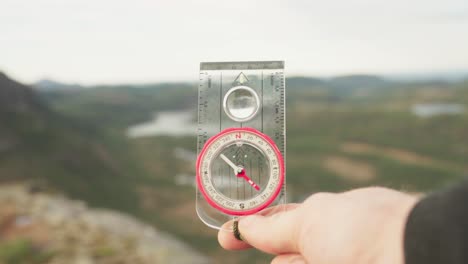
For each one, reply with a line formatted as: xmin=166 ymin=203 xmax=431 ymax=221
xmin=40 ymin=82 xmax=197 ymax=128
xmin=285 ymin=75 xmax=393 ymax=95
xmin=33 ymin=79 xmax=83 ymax=91
xmin=385 ymin=71 xmax=468 ymax=83
xmin=283 ymin=75 xmax=396 ymax=101
xmin=287 ymin=76 xmax=324 ymax=89
xmin=327 ymin=75 xmax=391 ymax=90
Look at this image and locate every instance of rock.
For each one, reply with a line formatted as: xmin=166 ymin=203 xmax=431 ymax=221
xmin=0 ymin=184 xmax=210 ymax=264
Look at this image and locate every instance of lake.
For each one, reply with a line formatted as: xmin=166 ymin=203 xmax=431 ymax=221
xmin=126 ymin=111 xmax=198 ymax=138
xmin=411 ymin=103 xmax=465 ymax=118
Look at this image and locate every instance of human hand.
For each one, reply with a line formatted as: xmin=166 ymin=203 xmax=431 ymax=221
xmin=218 ymin=187 xmax=418 ymax=264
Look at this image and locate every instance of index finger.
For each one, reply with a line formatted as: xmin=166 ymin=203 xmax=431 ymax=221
xmin=238 ymin=208 xmax=302 ymax=254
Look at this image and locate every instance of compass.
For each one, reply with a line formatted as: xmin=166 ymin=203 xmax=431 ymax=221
xmin=196 ymin=61 xmax=286 ymax=227
xmin=196 ymin=127 xmax=284 ymax=216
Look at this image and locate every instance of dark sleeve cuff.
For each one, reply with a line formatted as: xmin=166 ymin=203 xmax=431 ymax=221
xmin=404 ymin=179 xmax=468 ymax=264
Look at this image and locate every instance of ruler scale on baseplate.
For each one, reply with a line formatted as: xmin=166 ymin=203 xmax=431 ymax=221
xmin=196 ymin=61 xmax=286 ymax=230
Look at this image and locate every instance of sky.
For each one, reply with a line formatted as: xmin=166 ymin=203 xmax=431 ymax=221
xmin=1 ymin=0 xmax=467 ymax=85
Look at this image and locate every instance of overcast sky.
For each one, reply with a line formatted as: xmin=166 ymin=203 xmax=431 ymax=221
xmin=1 ymin=0 xmax=467 ymax=85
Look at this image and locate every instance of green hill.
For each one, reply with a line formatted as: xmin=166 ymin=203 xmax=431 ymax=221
xmin=0 ymin=72 xmax=141 ymax=213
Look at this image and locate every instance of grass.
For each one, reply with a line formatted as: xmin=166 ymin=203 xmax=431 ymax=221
xmin=0 ymin=239 xmax=54 ymax=264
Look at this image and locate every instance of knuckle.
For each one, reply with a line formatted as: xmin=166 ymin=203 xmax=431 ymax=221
xmin=344 ymin=186 xmax=390 ymax=197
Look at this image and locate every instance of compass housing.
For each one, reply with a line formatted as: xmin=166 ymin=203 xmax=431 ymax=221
xmin=196 ymin=127 xmax=284 ymax=216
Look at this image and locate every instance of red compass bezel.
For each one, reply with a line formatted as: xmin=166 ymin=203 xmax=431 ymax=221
xmin=196 ymin=127 xmax=285 ymax=216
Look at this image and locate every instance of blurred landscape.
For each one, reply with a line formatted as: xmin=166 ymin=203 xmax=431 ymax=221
xmin=0 ymin=70 xmax=467 ymax=263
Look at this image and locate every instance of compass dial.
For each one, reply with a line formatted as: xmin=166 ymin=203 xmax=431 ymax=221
xmin=196 ymin=127 xmax=284 ymax=215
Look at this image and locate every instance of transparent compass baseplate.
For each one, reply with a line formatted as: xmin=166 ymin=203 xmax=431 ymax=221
xmin=196 ymin=61 xmax=286 ymax=231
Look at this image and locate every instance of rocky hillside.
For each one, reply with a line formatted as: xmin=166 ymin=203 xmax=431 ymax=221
xmin=0 ymin=184 xmax=209 ymax=264
xmin=0 ymin=72 xmax=45 ymax=113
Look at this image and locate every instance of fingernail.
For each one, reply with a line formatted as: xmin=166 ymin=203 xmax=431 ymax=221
xmin=291 ymin=256 xmax=306 ymax=264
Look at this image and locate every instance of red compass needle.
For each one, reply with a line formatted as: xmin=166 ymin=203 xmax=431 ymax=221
xmin=237 ymin=169 xmax=260 ymax=191
xmin=219 ymin=154 xmax=260 ymax=191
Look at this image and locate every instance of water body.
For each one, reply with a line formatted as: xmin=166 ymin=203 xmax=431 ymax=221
xmin=126 ymin=111 xmax=198 ymax=138
xmin=411 ymin=103 xmax=465 ymax=118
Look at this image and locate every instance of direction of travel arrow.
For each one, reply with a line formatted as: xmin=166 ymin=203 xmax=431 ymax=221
xmin=233 ymin=72 xmax=249 ymax=85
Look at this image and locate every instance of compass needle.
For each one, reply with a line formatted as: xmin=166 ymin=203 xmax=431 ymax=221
xmin=220 ymin=154 xmax=242 ymax=174
xmin=221 ymin=153 xmax=260 ymax=191
xmin=238 ymin=169 xmax=261 ymax=191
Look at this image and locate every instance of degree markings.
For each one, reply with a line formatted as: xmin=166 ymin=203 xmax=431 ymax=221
xmin=199 ymin=130 xmax=282 ymax=212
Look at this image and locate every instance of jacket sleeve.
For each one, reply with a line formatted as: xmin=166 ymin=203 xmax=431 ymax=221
xmin=404 ymin=179 xmax=468 ymax=264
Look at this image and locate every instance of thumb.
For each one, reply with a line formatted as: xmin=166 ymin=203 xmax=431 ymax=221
xmin=239 ymin=208 xmax=302 ymax=255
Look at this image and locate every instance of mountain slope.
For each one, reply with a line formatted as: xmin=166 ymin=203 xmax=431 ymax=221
xmin=0 ymin=72 xmax=45 ymax=113
xmin=0 ymin=72 xmax=141 ymax=212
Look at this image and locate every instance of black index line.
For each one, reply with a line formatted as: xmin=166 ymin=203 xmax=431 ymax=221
xmin=259 ymin=157 xmax=262 ymax=187
xmin=229 ymin=163 xmax=232 ymax=198
xmin=250 ymin=158 xmax=253 ymax=197
xmin=243 ymin=152 xmax=246 ymax=199
xmin=237 ymin=166 xmax=239 ymax=199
